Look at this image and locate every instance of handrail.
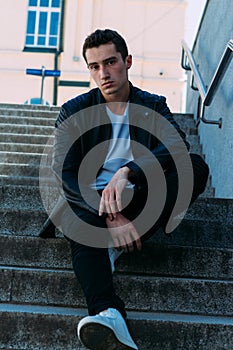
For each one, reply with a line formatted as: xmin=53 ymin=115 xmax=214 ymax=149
xmin=181 ymin=39 xmax=233 ymax=128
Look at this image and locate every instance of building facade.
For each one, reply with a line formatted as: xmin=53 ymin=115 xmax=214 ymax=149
xmin=0 ymin=0 xmax=187 ymax=111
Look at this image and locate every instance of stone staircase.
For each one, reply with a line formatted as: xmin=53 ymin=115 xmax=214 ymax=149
xmin=0 ymin=104 xmax=233 ymax=350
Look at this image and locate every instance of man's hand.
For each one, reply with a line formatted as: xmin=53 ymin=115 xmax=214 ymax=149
xmin=106 ymin=213 xmax=142 ymax=253
xmin=99 ymin=166 xmax=131 ymax=220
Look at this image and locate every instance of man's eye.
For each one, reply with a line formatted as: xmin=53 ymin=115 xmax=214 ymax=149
xmin=89 ymin=65 xmax=99 ymax=71
xmin=107 ymin=60 xmax=116 ymax=65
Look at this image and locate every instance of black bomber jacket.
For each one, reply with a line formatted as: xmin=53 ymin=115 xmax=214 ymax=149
xmin=51 ymin=83 xmax=190 ymax=218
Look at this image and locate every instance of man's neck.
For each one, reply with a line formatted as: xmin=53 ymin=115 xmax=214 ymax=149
xmin=105 ymin=82 xmax=130 ymax=115
xmin=107 ymin=101 xmax=128 ymax=116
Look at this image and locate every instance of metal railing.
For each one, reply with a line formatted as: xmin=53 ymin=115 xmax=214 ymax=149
xmin=181 ymin=39 xmax=233 ymax=128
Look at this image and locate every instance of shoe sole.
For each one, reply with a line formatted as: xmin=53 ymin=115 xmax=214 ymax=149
xmin=79 ymin=322 xmax=135 ymax=350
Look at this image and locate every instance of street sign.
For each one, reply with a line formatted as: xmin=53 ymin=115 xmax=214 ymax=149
xmin=26 ymin=68 xmax=43 ymax=76
xmin=26 ymin=66 xmax=61 ymax=104
xmin=26 ymin=68 xmax=61 ymax=77
xmin=43 ymin=69 xmax=61 ymax=77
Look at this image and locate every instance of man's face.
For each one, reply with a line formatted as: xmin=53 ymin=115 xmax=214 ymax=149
xmin=85 ymin=42 xmax=132 ymax=100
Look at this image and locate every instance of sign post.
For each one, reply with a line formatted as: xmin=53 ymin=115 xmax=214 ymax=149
xmin=26 ymin=66 xmax=61 ymax=104
xmin=40 ymin=66 xmax=46 ymax=104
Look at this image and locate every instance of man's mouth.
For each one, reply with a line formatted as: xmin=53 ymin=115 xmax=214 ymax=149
xmin=102 ymin=81 xmax=113 ymax=88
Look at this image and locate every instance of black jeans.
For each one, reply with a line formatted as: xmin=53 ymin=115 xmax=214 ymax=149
xmin=67 ymin=154 xmax=209 ymax=319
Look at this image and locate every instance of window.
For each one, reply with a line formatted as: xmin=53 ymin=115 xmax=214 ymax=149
xmin=25 ymin=0 xmax=61 ymax=49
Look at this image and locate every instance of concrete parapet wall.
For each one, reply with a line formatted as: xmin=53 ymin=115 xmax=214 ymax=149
xmin=185 ymin=0 xmax=233 ymax=198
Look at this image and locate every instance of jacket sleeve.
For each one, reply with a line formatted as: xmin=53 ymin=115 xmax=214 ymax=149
xmin=124 ymin=96 xmax=190 ymax=186
xmin=52 ymin=106 xmax=99 ymax=216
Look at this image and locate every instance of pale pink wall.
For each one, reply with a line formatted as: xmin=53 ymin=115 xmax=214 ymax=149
xmin=0 ymin=0 xmax=187 ymax=111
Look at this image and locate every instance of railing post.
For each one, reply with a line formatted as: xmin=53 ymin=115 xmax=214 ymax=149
xmin=200 ymin=102 xmax=222 ymax=128
xmin=181 ymin=39 xmax=233 ymax=127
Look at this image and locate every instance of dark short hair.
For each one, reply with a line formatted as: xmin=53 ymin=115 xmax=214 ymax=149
xmin=82 ymin=29 xmax=129 ymax=63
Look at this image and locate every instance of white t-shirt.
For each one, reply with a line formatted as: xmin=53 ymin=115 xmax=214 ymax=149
xmin=90 ymin=103 xmax=134 ymax=190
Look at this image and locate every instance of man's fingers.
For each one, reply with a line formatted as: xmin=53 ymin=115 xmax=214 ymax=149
xmin=101 ymin=177 xmax=128 ymax=215
xmin=104 ymin=199 xmax=112 ymax=216
xmin=109 ymin=191 xmax=117 ymax=218
xmin=98 ymin=197 xmax=105 ymax=216
xmin=106 ymin=212 xmax=141 ymax=253
xmin=115 ymin=190 xmax=122 ymax=212
xmin=135 ymin=238 xmax=142 ymax=251
xmin=107 ymin=213 xmax=114 ymax=221
xmin=99 ymin=188 xmax=118 ymax=217
xmin=112 ymin=234 xmax=125 ymax=250
xmin=112 ymin=237 xmax=120 ymax=249
xmin=126 ymin=228 xmax=142 ymax=252
xmin=127 ymin=241 xmax=134 ymax=253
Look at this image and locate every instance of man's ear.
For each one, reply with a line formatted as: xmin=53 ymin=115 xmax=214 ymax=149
xmin=126 ymin=55 xmax=132 ymax=69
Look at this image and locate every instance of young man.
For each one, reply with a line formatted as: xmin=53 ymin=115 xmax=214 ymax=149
xmin=40 ymin=29 xmax=209 ymax=349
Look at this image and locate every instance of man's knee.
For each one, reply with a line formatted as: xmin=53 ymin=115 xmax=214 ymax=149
xmin=190 ymin=153 xmax=209 ymax=199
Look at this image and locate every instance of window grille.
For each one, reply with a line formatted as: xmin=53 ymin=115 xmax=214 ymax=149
xmin=25 ymin=0 xmax=61 ymax=49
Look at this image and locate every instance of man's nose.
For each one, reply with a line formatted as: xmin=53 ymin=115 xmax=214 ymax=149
xmin=99 ymin=65 xmax=110 ymax=79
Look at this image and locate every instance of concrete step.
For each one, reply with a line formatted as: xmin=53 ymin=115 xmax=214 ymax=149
xmin=0 ymin=162 xmax=53 ymax=179
xmin=0 ymin=113 xmax=197 ymax=135
xmin=0 ymin=137 xmax=201 ymax=165
xmin=185 ymin=134 xmax=202 ymax=154
xmin=0 ymin=208 xmax=47 ymax=236
xmin=0 ymin=123 xmax=54 ymax=135
xmin=155 ymin=219 xmax=233 ymax=249
xmin=0 ymin=132 xmax=52 ymax=144
xmin=0 ymin=185 xmax=44 ymax=209
xmin=0 ymin=103 xmax=192 ymax=125
xmin=0 ymin=116 xmax=196 ymax=139
xmin=1 ymin=185 xmax=231 ymax=223
xmin=1 ymin=234 xmax=233 ymax=281
xmin=1 ymin=205 xmax=233 ymax=249
xmin=0 ymin=163 xmax=41 ymax=177
xmin=0 ymin=173 xmax=214 ymax=195
xmin=173 ymin=113 xmax=197 ymax=135
xmin=0 ymin=102 xmax=59 ymax=111
xmin=0 ymin=185 xmax=58 ymax=213
xmin=0 ymin=185 xmax=220 ymax=212
xmin=200 ymin=176 xmax=215 ymax=197
xmin=0 ymin=151 xmax=43 ymax=164
xmin=0 ymin=142 xmax=53 ymax=153
xmin=0 ymin=105 xmax=59 ymax=117
xmin=184 ymin=197 xmax=233 ymax=223
xmin=0 ymin=175 xmax=40 ymax=186
xmin=0 ymin=104 xmax=228 ymax=349
xmin=201 ymin=185 xmax=215 ymax=198
xmin=0 ymin=107 xmax=196 ymax=136
xmin=0 ymin=109 xmax=57 ymax=118
xmin=0 ymin=176 xmax=55 ymax=187
xmin=0 ymin=115 xmax=56 ymax=126
xmin=0 ymin=185 xmax=227 ymax=218
xmin=1 ymin=304 xmax=233 ymax=350
xmin=1 ymin=264 xmax=233 ymax=316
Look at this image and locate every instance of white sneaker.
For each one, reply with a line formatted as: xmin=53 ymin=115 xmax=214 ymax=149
xmin=108 ymin=247 xmax=123 ymax=273
xmin=77 ymin=308 xmax=138 ymax=350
